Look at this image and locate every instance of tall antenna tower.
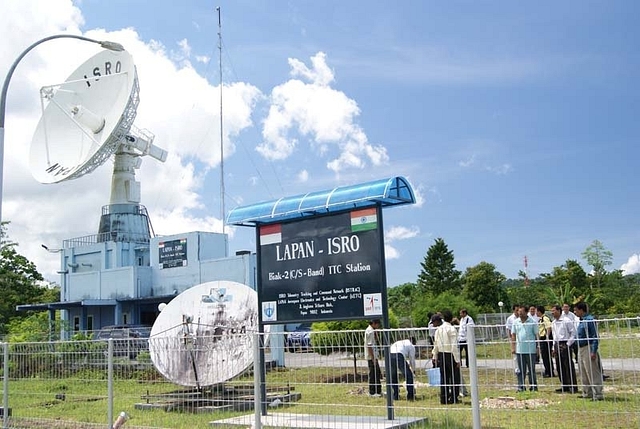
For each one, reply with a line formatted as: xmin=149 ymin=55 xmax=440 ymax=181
xmin=217 ymin=6 xmax=225 ymax=235
xmin=523 ymin=255 xmax=530 ymax=287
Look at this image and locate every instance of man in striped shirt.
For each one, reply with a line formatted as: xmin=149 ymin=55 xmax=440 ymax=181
xmin=511 ymin=305 xmax=539 ymax=392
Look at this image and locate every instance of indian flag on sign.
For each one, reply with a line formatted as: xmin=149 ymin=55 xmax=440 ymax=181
xmin=260 ymin=224 xmax=282 ymax=245
xmin=351 ymin=208 xmax=377 ymax=232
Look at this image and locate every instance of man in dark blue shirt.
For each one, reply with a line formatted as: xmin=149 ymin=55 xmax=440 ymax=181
xmin=574 ymin=302 xmax=604 ymax=401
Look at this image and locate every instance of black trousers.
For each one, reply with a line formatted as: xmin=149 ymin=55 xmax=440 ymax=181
xmin=555 ymin=342 xmax=577 ymax=391
xmin=458 ymin=341 xmax=469 ymax=367
xmin=570 ymin=342 xmax=579 ymax=363
xmin=389 ymin=353 xmax=415 ymax=400
xmin=539 ymin=336 xmax=554 ymax=376
xmin=367 ymin=359 xmax=382 ymax=395
xmin=437 ymin=352 xmax=461 ymax=404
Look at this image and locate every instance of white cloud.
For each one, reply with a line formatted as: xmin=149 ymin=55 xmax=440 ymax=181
xmin=621 ymin=254 xmax=640 ymax=275
xmin=257 ymin=52 xmax=389 ymax=173
xmin=456 ymin=140 xmax=512 ymax=176
xmin=288 ymin=52 xmax=335 ymax=87
xmin=458 ymin=155 xmax=475 ymax=168
xmin=386 ymin=225 xmax=420 ymax=242
xmin=195 ymin=55 xmax=210 ymax=64
xmin=297 ymin=170 xmax=309 ymax=182
xmin=0 ymin=1 xmax=260 ymax=280
xmin=385 ymin=244 xmax=400 ymax=260
xmin=384 ymin=225 xmax=420 ymax=260
xmin=409 ymin=183 xmax=439 ymax=208
xmin=177 ymin=38 xmax=191 ymax=59
xmin=485 ymin=163 xmax=513 ymax=175
xmin=413 ymin=188 xmax=425 ymax=207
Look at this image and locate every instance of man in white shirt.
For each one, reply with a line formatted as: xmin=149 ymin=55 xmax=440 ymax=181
xmin=432 ymin=311 xmax=461 ymax=404
xmin=389 ymin=337 xmax=417 ymax=401
xmin=458 ymin=308 xmax=474 ymax=368
xmin=364 ymin=319 xmax=382 ymax=397
xmin=562 ymin=303 xmax=579 ymax=364
xmin=428 ymin=312 xmax=440 ymax=349
xmin=529 ymin=305 xmax=540 ymax=323
xmin=505 ymin=304 xmax=519 ymax=338
xmin=552 ymin=305 xmax=578 ymax=393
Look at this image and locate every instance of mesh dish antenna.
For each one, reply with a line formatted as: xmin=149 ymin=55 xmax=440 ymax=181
xmin=149 ymin=281 xmax=267 ymax=388
xmin=29 ymin=49 xmax=166 ymax=204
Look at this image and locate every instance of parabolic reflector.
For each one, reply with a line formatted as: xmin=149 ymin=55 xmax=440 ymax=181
xmin=29 ymin=49 xmax=138 ymax=183
xmin=149 ymin=281 xmax=264 ymax=387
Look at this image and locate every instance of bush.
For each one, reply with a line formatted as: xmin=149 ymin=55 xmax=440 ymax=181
xmin=309 ymin=311 xmax=398 ymax=355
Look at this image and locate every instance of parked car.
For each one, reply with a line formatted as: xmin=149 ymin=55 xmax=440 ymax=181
xmin=94 ymin=325 xmax=151 ymax=359
xmin=286 ymin=324 xmax=312 ymax=352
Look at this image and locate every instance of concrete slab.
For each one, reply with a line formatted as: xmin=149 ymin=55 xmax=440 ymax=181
xmin=210 ymin=413 xmax=427 ymax=428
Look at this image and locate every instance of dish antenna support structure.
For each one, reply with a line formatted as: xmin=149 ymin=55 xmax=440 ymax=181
xmin=29 ymin=49 xmax=167 ymax=242
xmin=0 ymin=34 xmax=124 ymax=224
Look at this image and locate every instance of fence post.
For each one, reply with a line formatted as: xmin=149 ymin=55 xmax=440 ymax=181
xmin=3 ymin=343 xmax=8 ymax=429
xmin=253 ymin=331 xmax=262 ymax=429
xmin=108 ymin=338 xmax=114 ymax=428
xmin=467 ymin=326 xmax=481 ymax=429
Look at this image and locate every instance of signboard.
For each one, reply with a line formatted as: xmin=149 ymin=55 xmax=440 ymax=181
xmin=258 ymin=207 xmax=384 ymax=324
xmin=158 ymin=238 xmax=188 ymax=269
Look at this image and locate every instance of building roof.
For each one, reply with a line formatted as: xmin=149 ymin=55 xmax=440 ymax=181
xmin=226 ymin=176 xmax=415 ymax=226
xmin=16 ymin=294 xmax=177 ymax=312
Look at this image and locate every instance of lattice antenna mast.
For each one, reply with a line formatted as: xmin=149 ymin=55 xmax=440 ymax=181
xmin=524 ymin=255 xmax=530 ymax=287
xmin=217 ymin=6 xmax=225 ymax=235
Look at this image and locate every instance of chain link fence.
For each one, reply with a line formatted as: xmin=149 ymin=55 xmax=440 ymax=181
xmin=0 ymin=317 xmax=638 ymax=428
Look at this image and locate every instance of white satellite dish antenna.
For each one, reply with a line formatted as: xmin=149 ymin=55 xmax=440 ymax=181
xmin=149 ymin=281 xmax=266 ymax=388
xmin=29 ymin=48 xmax=166 ymax=195
xmin=28 ymin=49 xmax=167 ymax=240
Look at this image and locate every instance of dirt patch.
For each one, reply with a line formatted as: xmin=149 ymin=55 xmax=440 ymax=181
xmin=481 ymin=396 xmax=556 ymax=409
xmin=322 ymin=372 xmax=368 ymax=383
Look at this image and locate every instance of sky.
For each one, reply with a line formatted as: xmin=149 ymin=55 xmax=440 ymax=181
xmin=1 ymin=0 xmax=640 ymax=289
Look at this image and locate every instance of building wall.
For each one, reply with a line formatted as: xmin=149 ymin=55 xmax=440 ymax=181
xmin=59 ymin=230 xmax=256 ymax=329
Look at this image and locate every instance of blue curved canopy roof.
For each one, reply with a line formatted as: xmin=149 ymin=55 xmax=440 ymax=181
xmin=227 ymin=176 xmax=415 ymax=226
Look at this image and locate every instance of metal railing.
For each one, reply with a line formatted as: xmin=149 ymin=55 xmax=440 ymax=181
xmin=0 ymin=319 xmax=638 ymax=428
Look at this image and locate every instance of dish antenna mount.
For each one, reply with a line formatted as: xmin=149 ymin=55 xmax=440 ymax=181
xmin=29 ymin=49 xmax=167 ymax=241
xmin=149 ymin=281 xmax=264 ymax=388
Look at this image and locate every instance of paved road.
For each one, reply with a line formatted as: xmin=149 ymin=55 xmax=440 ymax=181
xmin=278 ymin=352 xmax=640 ymax=373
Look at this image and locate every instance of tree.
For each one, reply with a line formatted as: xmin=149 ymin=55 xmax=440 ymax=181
xmin=581 ymin=240 xmax=613 ymax=288
xmin=540 ymin=259 xmax=589 ymax=306
xmin=504 ymin=276 xmax=551 ymax=310
xmin=387 ymin=282 xmax=418 ymax=323
xmin=417 ymin=238 xmax=461 ymax=296
xmin=0 ymin=222 xmax=53 ymax=335
xmin=461 ymin=262 xmax=506 ymax=312
xmin=6 ymin=312 xmax=66 ymax=342
xmin=411 ymin=291 xmax=477 ymax=327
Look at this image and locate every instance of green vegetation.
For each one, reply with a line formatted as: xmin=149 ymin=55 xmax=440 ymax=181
xmin=3 ymin=358 xmax=639 ymax=429
xmin=0 ymin=222 xmax=60 ymax=337
xmin=1 ymin=220 xmax=640 ymax=428
xmin=387 ymin=238 xmax=640 ymax=327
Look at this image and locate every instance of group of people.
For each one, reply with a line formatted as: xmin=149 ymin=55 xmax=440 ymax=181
xmin=364 ymin=301 xmax=604 ymax=403
xmin=430 ymin=309 xmax=473 ymax=404
xmin=364 ymin=318 xmax=417 ymax=401
xmin=507 ymin=302 xmax=604 ymax=400
xmin=365 ymin=308 xmax=474 ymax=404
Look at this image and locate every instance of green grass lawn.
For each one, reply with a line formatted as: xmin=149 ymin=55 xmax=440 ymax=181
xmin=4 ymin=362 xmax=639 ymax=429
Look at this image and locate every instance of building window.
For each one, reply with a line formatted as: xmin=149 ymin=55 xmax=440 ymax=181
xmin=87 ymin=315 xmax=94 ymax=331
xmin=73 ymin=316 xmax=80 ymax=332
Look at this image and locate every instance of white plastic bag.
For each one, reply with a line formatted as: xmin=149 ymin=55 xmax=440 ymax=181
xmin=426 ymin=367 xmax=441 ymax=386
